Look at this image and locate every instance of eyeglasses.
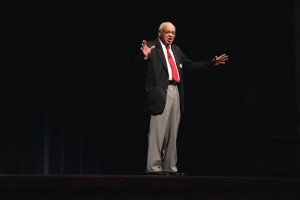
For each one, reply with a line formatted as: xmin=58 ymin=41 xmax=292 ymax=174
xmin=162 ymin=30 xmax=176 ymax=35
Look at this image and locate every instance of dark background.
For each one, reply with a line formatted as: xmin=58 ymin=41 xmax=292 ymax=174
xmin=1 ymin=0 xmax=298 ymax=177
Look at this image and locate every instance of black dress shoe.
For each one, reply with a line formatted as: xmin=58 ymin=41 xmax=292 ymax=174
xmin=146 ymin=171 xmax=170 ymax=175
xmin=168 ymin=171 xmax=185 ymax=176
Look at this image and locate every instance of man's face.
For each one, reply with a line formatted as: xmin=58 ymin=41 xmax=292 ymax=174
xmin=159 ymin=23 xmax=176 ymax=46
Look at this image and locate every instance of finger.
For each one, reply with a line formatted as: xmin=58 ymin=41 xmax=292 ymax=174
xmin=220 ymin=56 xmax=228 ymax=61
xmin=141 ymin=40 xmax=147 ymax=46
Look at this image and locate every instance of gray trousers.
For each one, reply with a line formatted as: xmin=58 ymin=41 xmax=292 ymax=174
xmin=146 ymin=85 xmax=181 ymax=173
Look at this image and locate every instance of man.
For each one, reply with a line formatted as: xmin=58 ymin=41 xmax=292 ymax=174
xmin=135 ymin=22 xmax=228 ymax=175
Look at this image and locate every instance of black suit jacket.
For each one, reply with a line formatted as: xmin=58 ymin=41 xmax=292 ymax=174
xmin=135 ymin=38 xmax=214 ymax=115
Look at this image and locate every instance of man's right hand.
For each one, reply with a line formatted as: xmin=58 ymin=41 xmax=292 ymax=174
xmin=140 ymin=40 xmax=155 ymax=59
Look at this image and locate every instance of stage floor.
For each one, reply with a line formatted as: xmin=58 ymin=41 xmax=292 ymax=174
xmin=0 ymin=174 xmax=299 ymax=200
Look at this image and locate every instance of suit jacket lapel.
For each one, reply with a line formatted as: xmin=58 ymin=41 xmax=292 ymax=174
xmin=155 ymin=39 xmax=168 ymax=72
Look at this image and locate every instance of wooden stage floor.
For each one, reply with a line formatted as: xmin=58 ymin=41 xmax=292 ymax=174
xmin=0 ymin=174 xmax=299 ymax=200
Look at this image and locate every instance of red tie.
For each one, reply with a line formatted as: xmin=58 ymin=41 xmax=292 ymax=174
xmin=166 ymin=46 xmax=179 ymax=81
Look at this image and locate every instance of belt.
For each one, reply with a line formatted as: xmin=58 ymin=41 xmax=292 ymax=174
xmin=168 ymin=80 xmax=179 ymax=85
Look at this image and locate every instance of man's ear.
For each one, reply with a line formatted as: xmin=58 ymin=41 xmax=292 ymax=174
xmin=158 ymin=31 xmax=162 ymax=37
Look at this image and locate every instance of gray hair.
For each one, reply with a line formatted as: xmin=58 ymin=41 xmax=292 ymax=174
xmin=158 ymin=22 xmax=175 ymax=33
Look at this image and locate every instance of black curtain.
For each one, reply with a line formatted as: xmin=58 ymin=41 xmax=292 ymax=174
xmin=0 ymin=0 xmax=296 ymax=176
